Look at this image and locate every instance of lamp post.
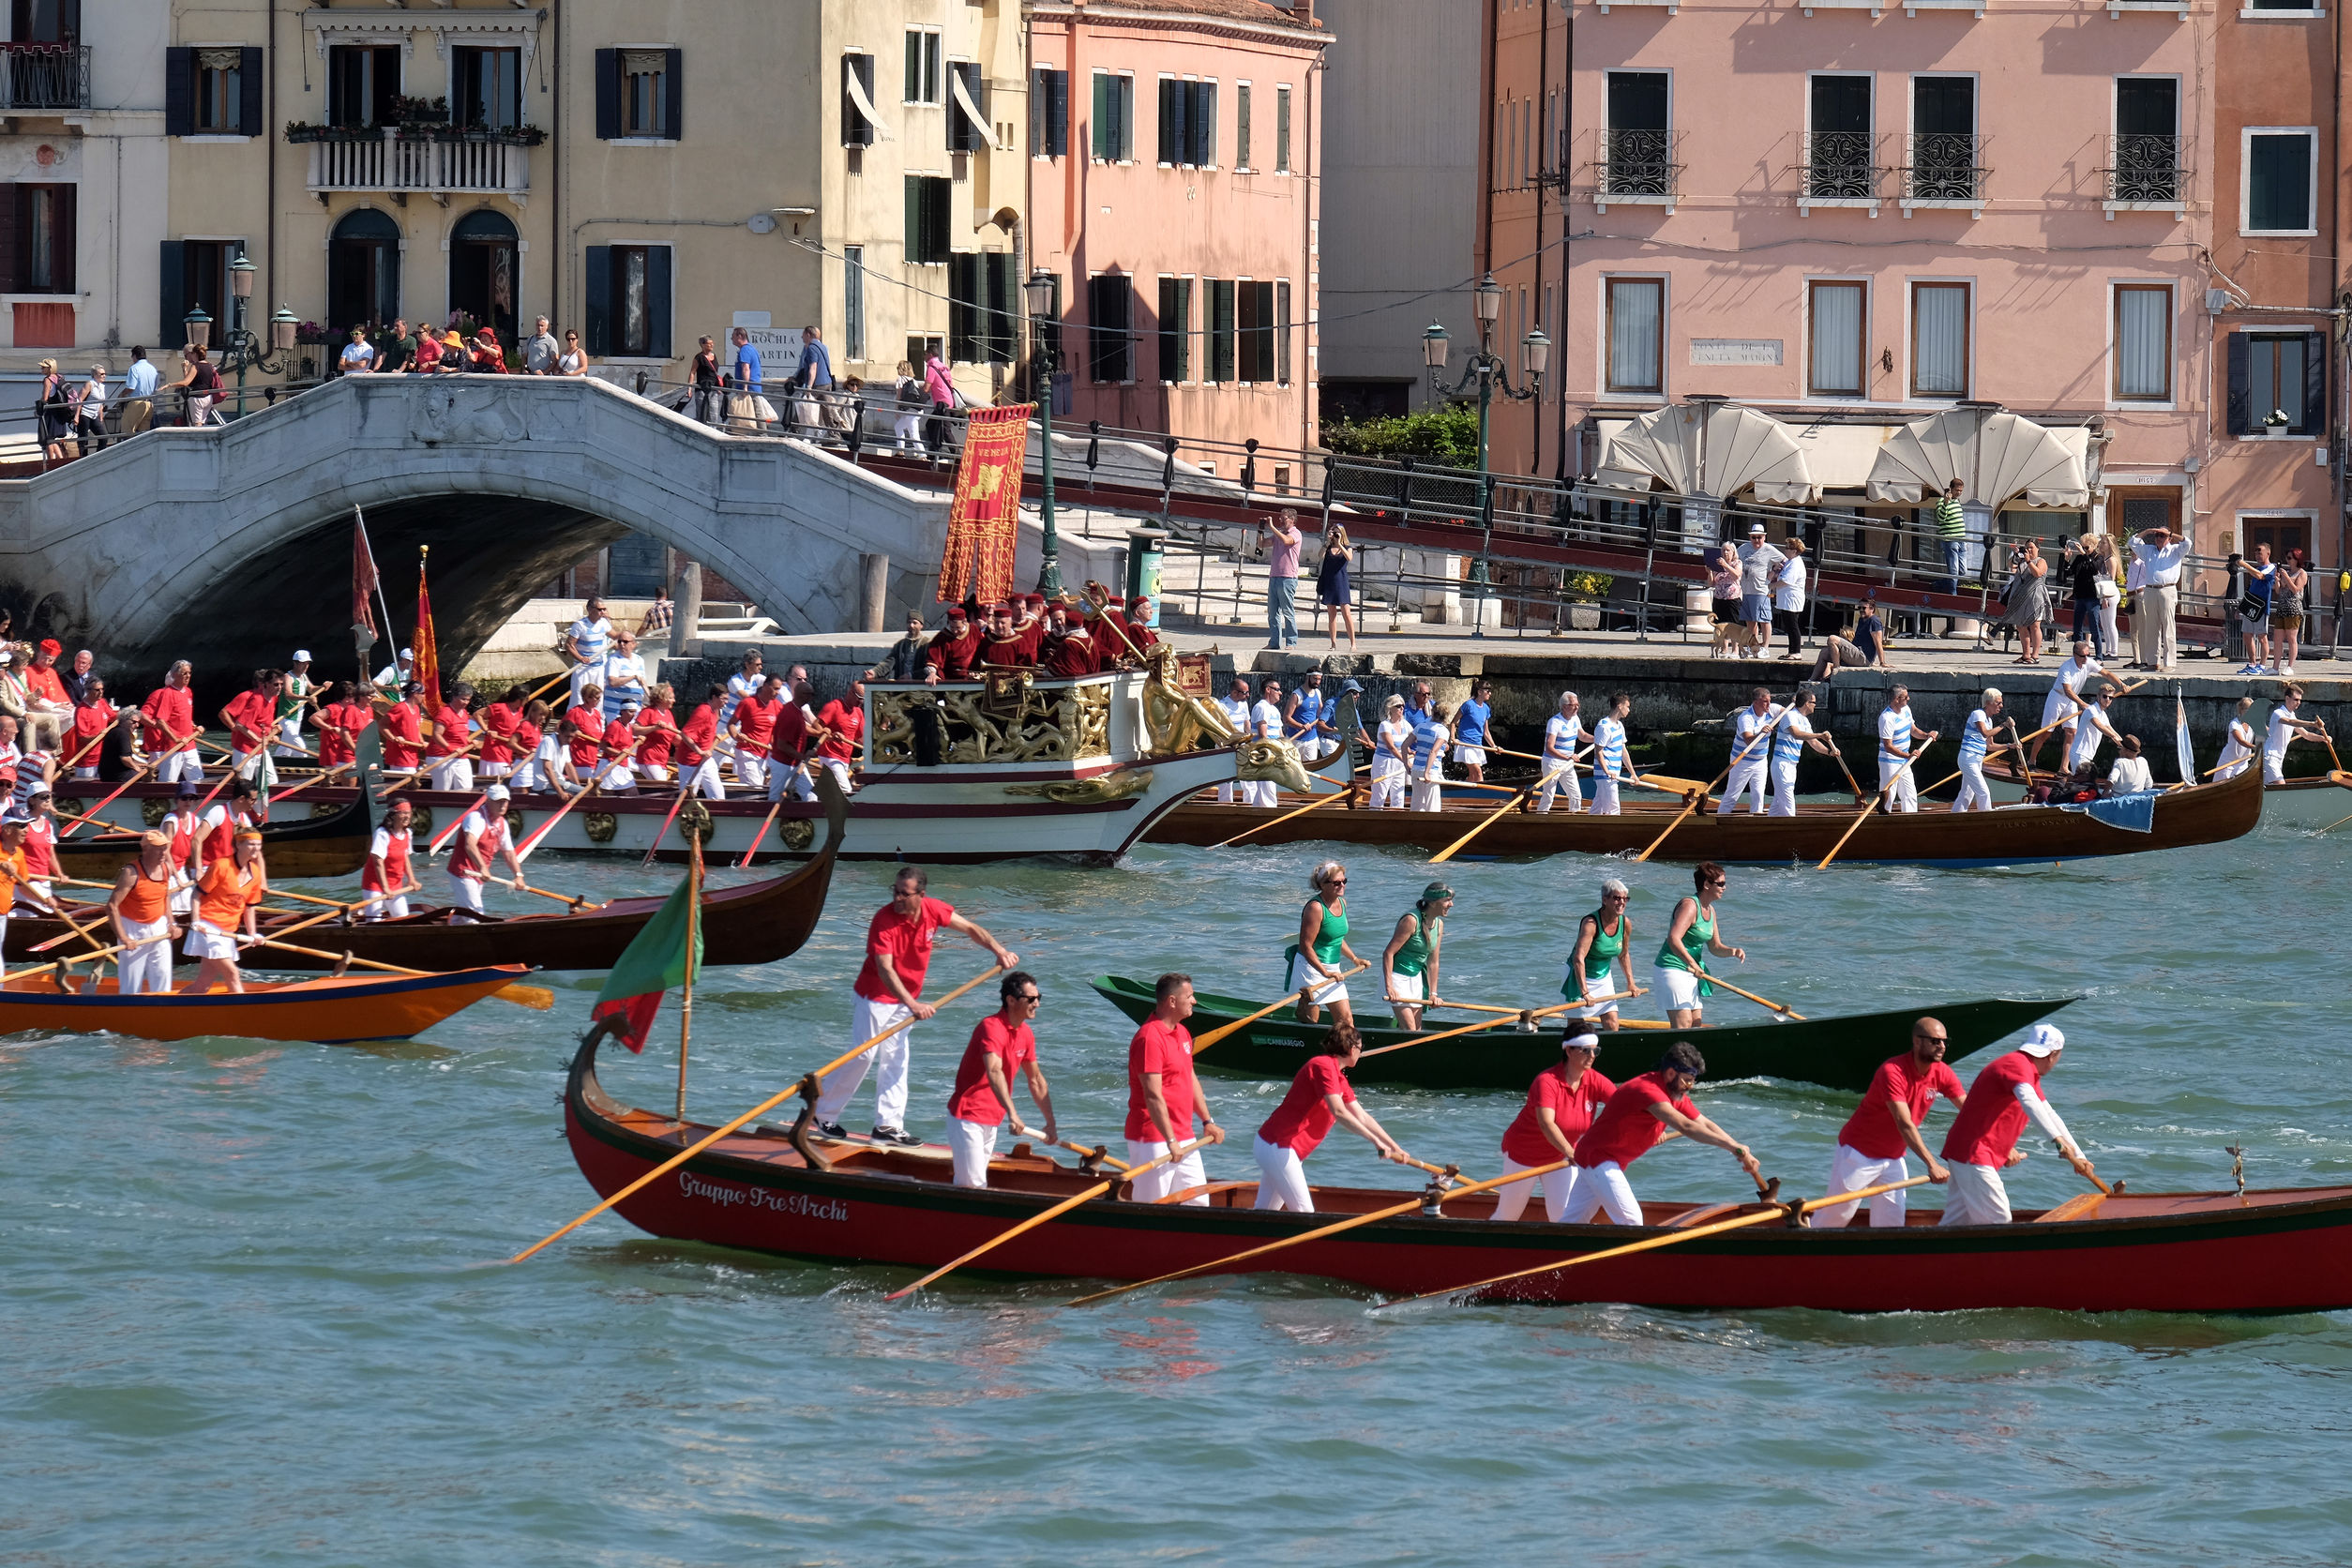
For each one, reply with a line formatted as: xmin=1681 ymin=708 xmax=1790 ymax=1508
xmin=208 ymin=252 xmax=302 ymax=416
xmin=1025 ymin=266 xmax=1063 ymax=596
xmin=1423 ymin=272 xmax=1549 ymax=636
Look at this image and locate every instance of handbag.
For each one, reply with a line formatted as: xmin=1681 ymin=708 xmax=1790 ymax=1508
xmin=2095 ymin=575 xmax=2119 ymax=604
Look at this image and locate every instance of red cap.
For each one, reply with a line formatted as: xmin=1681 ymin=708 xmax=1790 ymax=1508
xmin=946 ymin=605 xmax=969 ymax=619
xmin=1024 ymin=593 xmax=1046 ymax=606
xmin=37 ymin=639 xmax=58 ymax=656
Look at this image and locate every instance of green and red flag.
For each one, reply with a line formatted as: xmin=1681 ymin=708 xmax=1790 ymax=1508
xmin=590 ymin=868 xmax=704 ymax=1052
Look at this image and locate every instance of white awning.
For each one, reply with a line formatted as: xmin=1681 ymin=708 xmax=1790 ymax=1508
xmin=845 ymin=58 xmax=894 ymax=141
xmin=1864 ymin=409 xmax=2092 ymax=509
xmin=1589 ymin=401 xmax=1818 ymax=504
xmin=952 ymin=73 xmax=992 ymax=143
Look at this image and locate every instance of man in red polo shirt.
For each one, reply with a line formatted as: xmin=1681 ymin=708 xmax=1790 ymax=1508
xmin=1939 ymin=1024 xmax=2097 ymax=1227
xmin=140 ymin=660 xmax=202 ymax=785
xmin=766 ymin=681 xmax=815 ymax=803
xmin=1123 ymin=972 xmax=1228 ymax=1203
xmin=378 ymin=682 xmax=427 ymax=776
xmin=943 ymin=970 xmax=1058 ymax=1188
xmin=1560 ymin=1040 xmax=1761 ymax=1226
xmin=813 ymin=864 xmax=1018 ymax=1146
xmin=728 ymin=674 xmax=785 ymax=795
xmin=1812 ymin=1016 xmax=1968 ymax=1229
xmin=220 ymin=669 xmax=284 ymax=783
xmin=812 ymin=677 xmax=865 ymax=796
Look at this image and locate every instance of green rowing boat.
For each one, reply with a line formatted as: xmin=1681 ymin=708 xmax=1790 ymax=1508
xmin=1090 ymin=976 xmax=2074 ymax=1094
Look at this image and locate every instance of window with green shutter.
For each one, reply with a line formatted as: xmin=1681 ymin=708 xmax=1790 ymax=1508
xmin=1207 ymin=279 xmax=1236 ymax=384
xmin=1157 ymin=277 xmax=1191 ymax=383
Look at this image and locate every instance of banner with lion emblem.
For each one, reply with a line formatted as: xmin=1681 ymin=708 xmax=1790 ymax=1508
xmin=937 ymin=403 xmax=1033 ymax=606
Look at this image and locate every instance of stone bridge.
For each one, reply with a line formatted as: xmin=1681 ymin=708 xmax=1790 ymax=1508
xmin=0 ymin=375 xmax=1082 ymax=705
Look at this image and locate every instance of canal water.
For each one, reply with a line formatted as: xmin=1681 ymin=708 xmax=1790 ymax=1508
xmin=6 ymin=800 xmax=2350 ymax=1564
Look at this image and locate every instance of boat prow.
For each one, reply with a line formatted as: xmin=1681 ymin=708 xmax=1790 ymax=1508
xmin=0 ymin=963 xmax=529 ymax=1043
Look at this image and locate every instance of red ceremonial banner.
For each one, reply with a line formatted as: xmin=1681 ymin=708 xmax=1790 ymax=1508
xmin=937 ymin=403 xmax=1033 ymax=606
xmin=414 ymin=552 xmax=443 ymax=713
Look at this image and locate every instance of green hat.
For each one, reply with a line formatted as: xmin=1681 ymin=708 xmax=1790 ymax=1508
xmin=1420 ymin=881 xmax=1454 ymax=905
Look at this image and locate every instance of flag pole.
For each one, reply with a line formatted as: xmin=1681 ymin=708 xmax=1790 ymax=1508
xmin=354 ymin=506 xmax=399 ymax=684
xmin=676 ymin=830 xmax=701 ymax=1122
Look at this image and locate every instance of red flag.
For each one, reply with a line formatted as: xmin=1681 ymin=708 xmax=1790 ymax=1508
xmin=414 ymin=550 xmax=443 ymax=713
xmin=937 ymin=403 xmax=1032 ymax=605
xmin=352 ymin=518 xmax=380 ymax=643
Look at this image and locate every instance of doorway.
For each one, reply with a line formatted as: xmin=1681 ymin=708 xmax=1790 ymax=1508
xmin=446 ymin=207 xmax=517 ymax=344
xmin=326 ymin=207 xmax=400 ymax=337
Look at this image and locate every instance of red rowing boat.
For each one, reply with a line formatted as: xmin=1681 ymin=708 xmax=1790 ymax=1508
xmin=563 ymin=1033 xmax=2352 ymax=1313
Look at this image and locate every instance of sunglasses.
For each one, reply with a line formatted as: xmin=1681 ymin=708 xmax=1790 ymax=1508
xmin=1325 ymin=876 xmax=1347 ymax=885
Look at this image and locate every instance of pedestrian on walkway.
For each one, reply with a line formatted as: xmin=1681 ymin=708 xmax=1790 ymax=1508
xmin=690 ymin=336 xmax=724 ymax=425
xmin=1317 ymin=525 xmax=1357 ymax=652
xmin=1261 ymin=509 xmax=1303 ymax=649
xmin=2129 ymin=523 xmax=2188 ymax=671
xmin=1736 ymin=523 xmax=1785 ymax=658
xmin=118 ymin=347 xmax=158 ymax=435
xmin=793 ymin=324 xmax=834 ymax=437
xmin=1935 ymin=479 xmax=1968 ymax=598
xmin=1772 ymin=539 xmax=1808 ymax=659
xmin=2237 ymin=543 xmax=2276 ymax=676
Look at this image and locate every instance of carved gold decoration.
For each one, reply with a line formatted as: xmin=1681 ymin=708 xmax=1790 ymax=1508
xmin=309 ymin=802 xmax=342 ymax=819
xmin=1237 ymin=738 xmax=1313 ymax=795
xmin=1003 ymin=768 xmax=1154 ymax=806
xmin=141 ymin=797 xmax=169 ymax=827
xmin=681 ymin=799 xmax=716 ymax=844
xmin=873 ymin=677 xmax=1113 ymax=766
xmin=1140 ymin=645 xmax=1240 ymax=759
xmin=779 ymin=816 xmax=816 ymax=852
xmin=583 ymin=811 xmax=619 ymax=844
xmin=411 ymin=806 xmax=434 ymax=836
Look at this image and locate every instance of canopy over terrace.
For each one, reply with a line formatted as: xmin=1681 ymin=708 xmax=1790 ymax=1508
xmin=1863 ymin=407 xmax=2094 ymax=510
xmin=1588 ymin=400 xmax=1820 ymax=505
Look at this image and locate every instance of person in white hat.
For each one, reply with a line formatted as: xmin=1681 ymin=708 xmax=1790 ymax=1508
xmin=446 ymin=783 xmax=526 ymax=922
xmin=1492 ymin=1029 xmax=1617 ymax=1222
xmin=1735 ymin=523 xmax=1786 ymax=658
xmin=374 ymin=646 xmax=415 ymax=699
xmin=1811 ymin=1015 xmax=1968 ymax=1230
xmin=274 ymin=649 xmax=314 ymax=759
xmin=1937 ymin=1023 xmax=2098 ymax=1226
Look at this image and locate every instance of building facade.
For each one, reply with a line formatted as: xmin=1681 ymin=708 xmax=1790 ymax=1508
xmin=1026 ymin=0 xmax=1325 ymax=470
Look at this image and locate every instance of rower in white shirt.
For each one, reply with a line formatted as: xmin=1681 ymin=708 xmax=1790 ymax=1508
xmin=1717 ymin=687 xmax=1781 ymax=816
xmin=1214 ymin=676 xmax=1251 ymax=805
xmin=1768 ymin=689 xmax=1838 ymax=817
xmin=1876 ymin=686 xmax=1937 ymax=813
xmin=1535 ymin=690 xmax=1584 ymax=814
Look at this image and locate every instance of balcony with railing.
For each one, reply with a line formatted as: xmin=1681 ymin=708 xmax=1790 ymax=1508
xmin=1593 ymin=128 xmax=1681 ymax=213
xmin=0 ymin=42 xmax=90 ymax=111
xmin=296 ymin=125 xmax=538 ymax=198
xmin=1798 ymin=131 xmax=1888 ymax=216
xmin=2101 ymin=133 xmax=2188 ymax=217
xmin=1900 ymin=132 xmax=1988 ymax=216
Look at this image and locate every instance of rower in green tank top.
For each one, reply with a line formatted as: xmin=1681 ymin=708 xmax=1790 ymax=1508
xmin=1381 ymin=881 xmax=1455 ymax=1033
xmin=1287 ymin=861 xmax=1364 ymax=1029
xmin=1562 ymin=877 xmax=1646 ymax=1031
xmin=1656 ymin=860 xmax=1745 ymax=1029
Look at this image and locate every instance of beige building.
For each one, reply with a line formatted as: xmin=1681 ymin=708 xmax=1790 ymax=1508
xmin=141 ymin=0 xmax=1026 ymax=403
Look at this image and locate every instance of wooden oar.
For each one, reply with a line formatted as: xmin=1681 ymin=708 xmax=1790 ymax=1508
xmin=1639 ymin=712 xmax=1781 ymax=863
xmin=428 ymin=791 xmax=491 ymax=855
xmin=1067 ymin=1156 xmax=1578 ymax=1307
xmin=2318 ymin=805 xmax=2352 ymax=836
xmin=519 ymin=882 xmax=600 ymax=912
xmin=737 ymin=797 xmax=787 ymax=868
xmin=243 ymin=934 xmax=554 ymax=1009
xmin=521 ymin=665 xmax=587 ymax=707
xmin=512 ymin=780 xmax=598 ymax=866
xmin=1357 ymin=998 xmax=1599 ymax=1059
xmin=15 ymin=900 xmax=354 ymax=986
xmin=1428 ymin=761 xmax=1575 ymax=865
xmin=1375 ymin=1174 xmax=1932 ymax=1309
xmin=259 ymin=759 xmax=356 ymax=810
xmin=641 ymin=783 xmax=695 ymax=867
xmin=1696 ymin=972 xmax=1805 ymax=1021
xmin=882 ymin=1137 xmax=1211 ymax=1302
xmin=1051 ymin=1140 xmax=1131 ymax=1172
xmin=11 ymin=894 xmax=105 ymax=975
xmin=1212 ymin=783 xmax=1356 ymax=848
xmin=1190 ymin=961 xmax=1372 ymax=1053
xmin=60 ymin=725 xmax=202 ymax=838
xmin=504 ymin=963 xmax=1009 ymax=1265
xmin=1827 ymin=743 xmax=1868 ymax=806
xmin=1815 ymin=752 xmax=1916 ymax=870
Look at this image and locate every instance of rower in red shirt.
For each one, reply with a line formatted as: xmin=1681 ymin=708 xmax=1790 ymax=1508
xmin=1252 ymin=1025 xmax=1411 ymax=1214
xmin=219 ymin=668 xmax=284 ymax=781
xmin=426 ymin=683 xmax=479 ymax=792
xmin=813 ymin=865 xmax=1017 ymax=1146
xmin=20 ymin=786 xmax=60 ymax=906
xmin=943 ymin=970 xmax=1058 ymax=1188
xmin=512 ymin=700 xmax=550 ymax=792
xmin=1123 ymin=972 xmax=1226 ymax=1203
xmin=729 ymin=675 xmax=786 ymax=796
xmin=557 ymin=687 xmax=606 ymax=791
xmin=812 ymin=678 xmax=865 ymax=796
xmin=1938 ymin=1024 xmax=2096 ymax=1227
xmin=599 ymin=702 xmax=646 ymax=792
xmin=678 ymin=686 xmax=724 ymax=800
xmin=140 ymin=661 xmax=203 ymax=785
xmin=378 ymin=683 xmax=427 ymax=776
xmin=66 ymin=679 xmax=118 ymax=779
xmin=1813 ymin=1016 xmax=1968 ymax=1229
xmin=477 ymin=685 xmax=525 ymax=783
xmin=633 ymin=686 xmax=681 ymax=786
xmin=1563 ymin=1041 xmax=1761 ymax=1226
xmin=1494 ymin=1031 xmax=1618 ymax=1222
xmin=360 ymin=795 xmax=422 ymax=921
xmin=923 ymin=605 xmax=983 ymax=683
xmin=309 ymin=682 xmax=373 ymax=774
xmin=766 ymin=685 xmax=814 ymax=803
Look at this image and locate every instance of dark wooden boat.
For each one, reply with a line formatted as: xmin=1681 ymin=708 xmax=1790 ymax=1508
xmin=1143 ymin=761 xmax=2263 ymax=867
xmin=0 ymin=964 xmax=526 ymax=1043
xmin=561 ymin=1031 xmax=2352 ymax=1312
xmin=1091 ymin=976 xmax=2073 ymax=1093
xmin=12 ymin=779 xmax=846 ymax=974
xmin=55 ymin=783 xmax=375 ymax=881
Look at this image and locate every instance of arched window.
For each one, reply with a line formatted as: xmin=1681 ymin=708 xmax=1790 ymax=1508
xmin=447 ymin=207 xmax=518 ymax=346
xmin=326 ymin=207 xmax=400 ymax=335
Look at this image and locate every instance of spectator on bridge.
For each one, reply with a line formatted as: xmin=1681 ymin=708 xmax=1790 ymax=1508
xmin=923 ymin=350 xmax=958 ymax=459
xmin=522 ymin=317 xmax=560 ymax=376
xmin=1707 ymin=542 xmax=1742 ymax=659
xmin=118 ymin=347 xmax=158 ymax=436
xmin=339 ymin=325 xmax=379 ymax=375
xmin=891 ymin=361 xmax=927 ymax=453
xmin=1318 ymin=524 xmax=1357 ymax=654
xmin=412 ymin=328 xmax=444 ymax=372
xmin=1261 ymin=509 xmax=1304 ymax=650
xmin=730 ymin=327 xmax=769 ymax=432
xmin=1934 ymin=478 xmax=1968 ymax=598
xmin=168 ymin=346 xmax=223 ymax=426
xmin=70 ymin=365 xmax=108 ymax=458
xmin=434 ymin=330 xmax=469 ymax=372
xmin=376 ymin=319 xmax=415 ymax=375
xmin=792 ymin=324 xmax=835 ymax=438
xmin=637 ymin=588 xmax=673 ymax=641
xmin=36 ymin=360 xmax=69 ymax=462
xmin=470 ymin=329 xmax=507 ymax=373
xmin=691 ymin=336 xmax=724 ymax=424
xmin=557 ymin=329 xmax=587 ymax=376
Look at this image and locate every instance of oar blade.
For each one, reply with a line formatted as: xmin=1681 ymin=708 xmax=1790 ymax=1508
xmin=497 ymin=983 xmax=556 ymax=1010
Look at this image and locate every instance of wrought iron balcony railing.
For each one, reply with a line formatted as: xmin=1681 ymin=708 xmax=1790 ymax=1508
xmin=2103 ymin=133 xmax=2185 ymax=204
xmin=1597 ymin=128 xmax=1680 ymax=200
xmin=1902 ymin=132 xmax=1986 ymax=203
xmin=1802 ymin=131 xmax=1884 ymax=201
xmin=0 ymin=43 xmax=90 ymax=112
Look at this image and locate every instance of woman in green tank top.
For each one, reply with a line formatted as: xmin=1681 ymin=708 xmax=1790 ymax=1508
xmin=1380 ymin=881 xmax=1454 ymax=1033
xmin=1562 ymin=877 xmax=1640 ymax=1030
xmin=1289 ymin=860 xmax=1364 ymax=1028
xmin=1656 ymin=860 xmax=1745 ymax=1029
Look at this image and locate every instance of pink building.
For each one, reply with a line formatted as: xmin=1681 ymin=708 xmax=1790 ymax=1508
xmin=1554 ymin=0 xmax=2214 ymax=566
xmin=1027 ymin=0 xmax=1326 ymax=474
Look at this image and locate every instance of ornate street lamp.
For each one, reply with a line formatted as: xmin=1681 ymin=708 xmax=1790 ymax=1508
xmin=1421 ymin=274 xmax=1546 ymax=637
xmin=1025 ymin=265 xmax=1063 ymax=596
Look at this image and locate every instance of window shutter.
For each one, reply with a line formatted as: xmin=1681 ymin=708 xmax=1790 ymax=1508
xmin=986 ymin=252 xmax=1017 ymax=364
xmin=1048 ymin=70 xmax=1068 ymax=158
xmin=52 ymin=185 xmax=76 ymax=293
xmin=904 ymin=176 xmax=921 ymax=263
xmin=2302 ymin=331 xmax=2327 ymax=434
xmin=594 ymin=49 xmax=620 ymax=141
xmin=1029 ymin=70 xmax=1045 ymax=154
xmin=59 ymin=0 xmax=81 ymax=41
xmin=583 ymin=246 xmax=611 ymax=355
xmin=164 ymin=48 xmax=193 ymax=137
xmin=845 ymin=56 xmax=871 ymax=147
xmin=1158 ymin=79 xmax=1180 ymax=164
xmin=239 ymin=47 xmax=264 ymax=134
xmin=1210 ymin=279 xmax=1236 ymax=383
xmin=948 ymin=253 xmax=976 ymax=362
xmin=1236 ymin=280 xmax=1259 ymax=382
xmin=927 ymin=176 xmax=950 ymax=264
xmin=1190 ymin=83 xmax=1215 ymax=167
xmin=2224 ymin=331 xmax=2250 ymax=436
xmin=1237 ymin=85 xmax=1251 ymax=169
xmin=646 ymin=246 xmax=672 ymax=359
xmin=662 ymin=49 xmax=684 ymax=141
xmin=158 ymin=239 xmax=185 ymax=345
xmin=0 ymin=193 xmax=20 ymax=294
xmin=1275 ymin=280 xmax=1291 ymax=384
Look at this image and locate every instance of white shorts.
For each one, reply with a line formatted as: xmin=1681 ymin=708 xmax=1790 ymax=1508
xmin=1287 ymin=950 xmax=1349 ymax=1007
xmin=430 ymin=757 xmax=475 ymax=793
xmin=1939 ymin=1161 xmax=2013 ymax=1227
xmin=1811 ymin=1145 xmax=1912 ymax=1229
xmin=733 ymin=755 xmax=769 ymax=792
xmin=1454 ymin=745 xmax=1487 ymax=768
xmin=2262 ymin=752 xmax=2286 ymax=786
xmin=158 ymin=748 xmax=204 ymax=786
xmin=1388 ymin=971 xmax=1425 ymax=1003
xmin=1561 ymin=966 xmax=1620 ymax=1017
xmin=481 ymin=761 xmax=513 ymax=780
xmin=947 ymin=1116 xmax=1001 ymax=1189
xmin=639 ymin=763 xmax=672 ymax=784
xmin=818 ymin=758 xmax=853 ymax=797
xmin=1655 ymin=965 xmax=1704 ymax=1014
xmin=183 ymin=920 xmax=241 ymax=961
xmin=359 ymin=890 xmax=411 ymax=921
xmin=601 ymin=763 xmax=638 ymax=792
xmin=1252 ymin=1134 xmax=1314 ymax=1213
xmin=1559 ymin=1161 xmax=1644 ymax=1227
xmin=1126 ymin=1138 xmax=1209 ymax=1205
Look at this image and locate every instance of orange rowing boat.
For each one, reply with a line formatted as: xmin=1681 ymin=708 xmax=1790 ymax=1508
xmin=0 ymin=964 xmax=529 ymax=1043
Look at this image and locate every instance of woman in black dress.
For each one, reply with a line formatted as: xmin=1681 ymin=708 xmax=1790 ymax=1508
xmin=1317 ymin=524 xmax=1357 ymax=652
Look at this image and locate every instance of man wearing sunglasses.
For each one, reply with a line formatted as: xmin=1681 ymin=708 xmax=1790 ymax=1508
xmin=943 ymin=971 xmax=1058 ymax=1188
xmin=1810 ymin=1017 xmax=1967 ymax=1229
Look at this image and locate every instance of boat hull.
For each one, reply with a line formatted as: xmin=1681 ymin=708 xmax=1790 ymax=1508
xmin=55 ymin=786 xmax=373 ymax=880
xmin=1141 ymin=764 xmax=2263 ymax=867
xmin=561 ymin=1037 xmax=2352 ymax=1313
xmin=1090 ymin=977 xmax=2073 ymax=1093
xmin=1 ymin=964 xmax=525 ymax=1043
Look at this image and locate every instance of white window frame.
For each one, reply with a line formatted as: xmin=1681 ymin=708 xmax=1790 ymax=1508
xmin=902 ymin=25 xmax=942 ymax=108
xmin=1157 ymin=271 xmax=1198 ymax=385
xmin=1599 ymin=272 xmax=1668 ymax=400
xmin=1905 ymin=277 xmax=1975 ymax=401
xmin=2238 ymin=2 xmax=2325 ymax=19
xmin=1799 ymin=71 xmax=1877 ymax=217
xmin=1902 ymin=71 xmax=1982 ymax=218
xmin=2108 ymin=280 xmax=2175 ymax=407
xmin=1803 ymin=277 xmax=1871 ymax=400
xmin=2240 ymin=124 xmax=2319 ymax=237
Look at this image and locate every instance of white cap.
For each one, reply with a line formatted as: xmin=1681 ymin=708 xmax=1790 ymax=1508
xmin=484 ymin=783 xmax=512 ymax=802
xmin=0 ymin=653 xmax=14 ymax=666
xmin=1747 ymin=521 xmax=1766 ymax=535
xmin=399 ymin=647 xmax=415 ymax=660
xmin=292 ymin=649 xmax=312 ymax=663
xmin=2018 ymin=1023 xmax=2065 ymax=1058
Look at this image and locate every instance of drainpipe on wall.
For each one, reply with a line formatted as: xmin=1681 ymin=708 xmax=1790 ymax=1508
xmin=265 ymin=0 xmax=277 ymax=354
xmin=1532 ymin=0 xmax=1548 ymax=475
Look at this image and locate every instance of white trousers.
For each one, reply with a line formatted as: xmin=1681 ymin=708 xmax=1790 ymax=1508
xmin=947 ymin=1116 xmax=1000 ymax=1188
xmin=1877 ymin=757 xmax=1919 ymax=813
xmin=817 ymin=995 xmax=914 ymax=1131
xmin=158 ymin=748 xmax=203 ymax=785
xmin=1719 ymin=755 xmax=1768 ymax=815
xmin=449 ymin=874 xmax=488 ymax=921
xmin=1252 ymin=1134 xmax=1314 ymax=1213
xmin=1492 ymin=1156 xmax=1574 ymax=1223
xmin=1559 ymin=1161 xmax=1644 ymax=1226
xmin=686 ymin=757 xmax=727 ymax=800
xmin=766 ymin=763 xmax=816 ymax=803
xmin=359 ymin=891 xmax=411 ymax=922
xmin=1535 ymin=762 xmax=1581 ymax=813
xmin=1369 ymin=762 xmax=1407 ymax=810
xmin=733 ymin=754 xmax=769 ymax=792
xmin=1126 ymin=1138 xmax=1209 ymax=1205
xmin=274 ymin=715 xmax=307 ymax=757
xmin=1591 ymin=773 xmax=1622 ymax=816
xmin=430 ymin=757 xmax=475 ymax=793
xmin=818 ymin=759 xmax=853 ymax=797
xmin=1939 ymin=1161 xmax=2013 ymax=1227
xmin=231 ymin=749 xmax=278 ymax=786
xmin=1410 ymin=778 xmax=1444 ymax=812
xmin=1811 ymin=1145 xmax=1912 ymax=1229
xmin=1953 ymin=757 xmax=1994 ymax=812
xmin=1769 ymin=756 xmax=1801 ymax=816
xmin=1214 ymin=782 xmax=1238 ymax=804
xmin=116 ymin=917 xmax=174 ymax=994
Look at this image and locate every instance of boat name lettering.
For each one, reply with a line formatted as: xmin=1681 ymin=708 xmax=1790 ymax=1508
xmin=677 ymin=1171 xmax=849 ymax=1221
